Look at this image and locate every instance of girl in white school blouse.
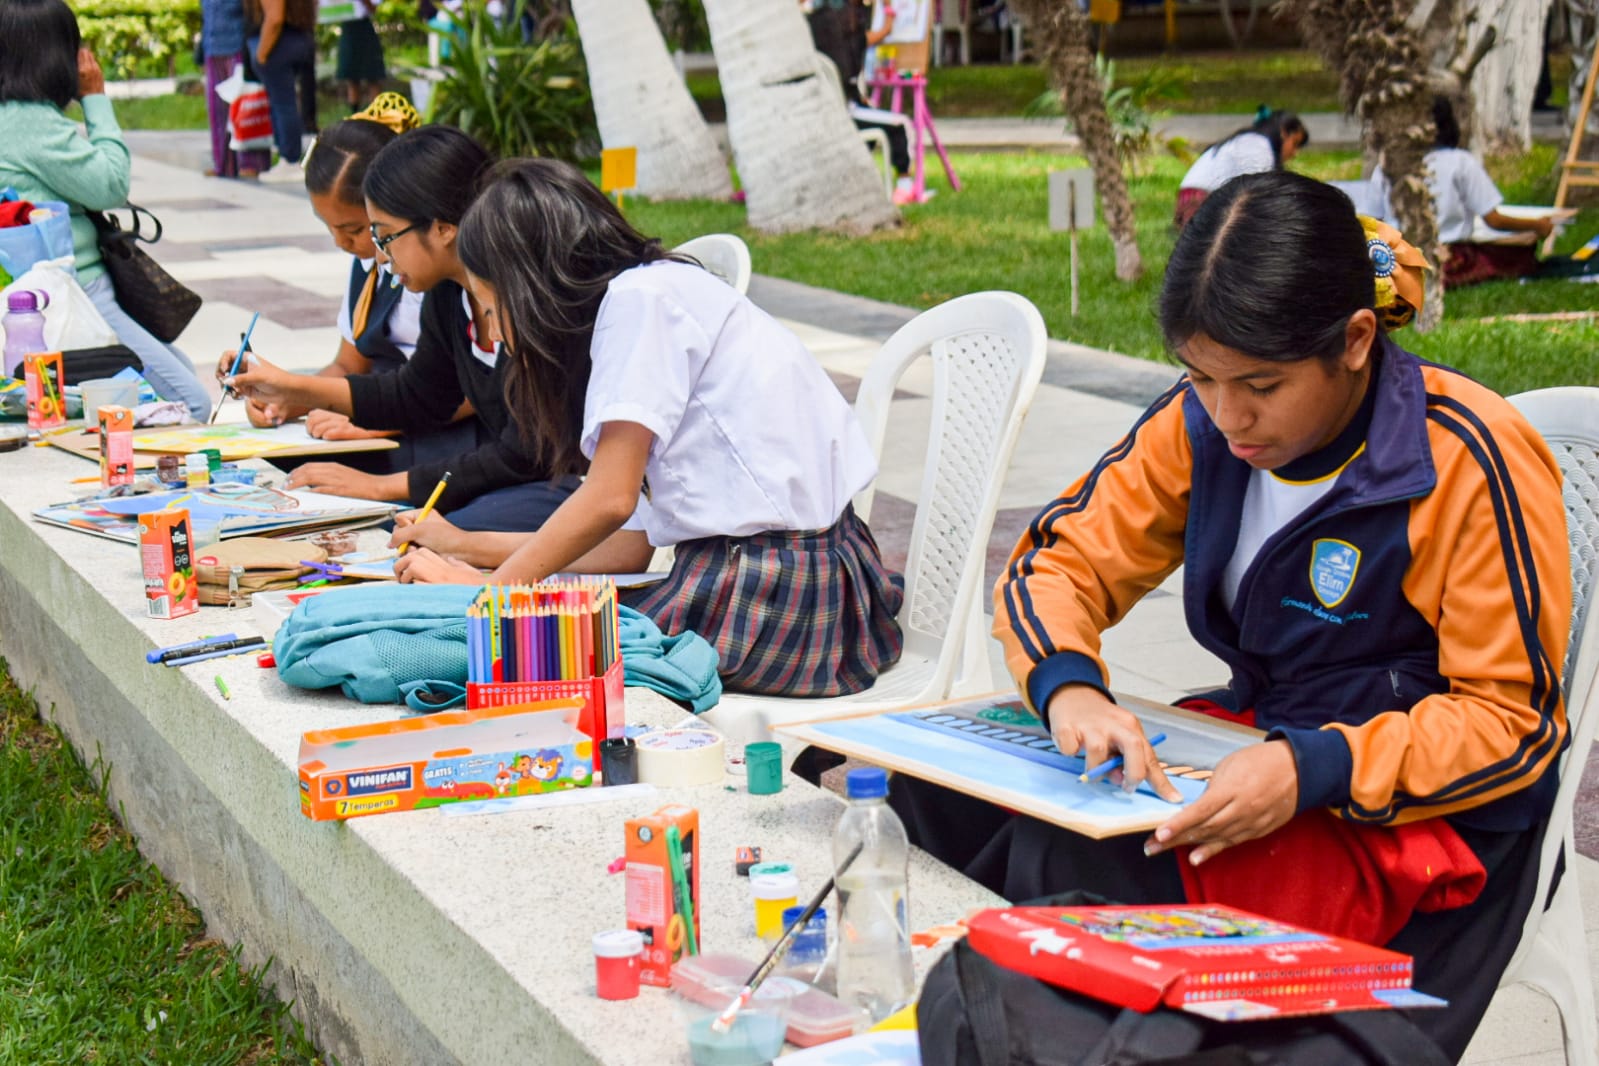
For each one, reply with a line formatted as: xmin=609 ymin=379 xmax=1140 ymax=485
xmin=391 ymin=158 xmax=904 ymax=697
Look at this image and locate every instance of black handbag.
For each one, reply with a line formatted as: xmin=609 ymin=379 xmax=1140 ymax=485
xmin=90 ymin=204 xmax=202 ymax=344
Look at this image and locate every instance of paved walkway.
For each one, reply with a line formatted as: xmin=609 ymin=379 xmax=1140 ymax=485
xmin=121 ymin=141 xmax=1596 ymax=1066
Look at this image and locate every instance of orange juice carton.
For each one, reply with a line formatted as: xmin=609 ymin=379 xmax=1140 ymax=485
xmin=23 ymin=351 xmax=65 ymax=432
xmin=297 ymin=698 xmax=591 ymax=821
xmin=98 ymin=404 xmax=135 ymax=487
xmin=139 ymin=508 xmax=199 ymax=619
xmin=625 ymin=804 xmax=700 ymax=986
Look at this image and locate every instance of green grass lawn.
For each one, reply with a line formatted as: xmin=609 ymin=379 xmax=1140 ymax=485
xmin=0 ymin=660 xmax=328 ymax=1065
xmin=625 ymin=145 xmax=1599 ymax=397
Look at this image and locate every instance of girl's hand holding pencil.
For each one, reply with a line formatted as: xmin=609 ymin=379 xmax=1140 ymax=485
xmin=1045 ymin=684 xmax=1182 ymax=803
xmin=389 ymin=508 xmax=468 ymax=558
xmin=393 ymin=545 xmax=484 ymax=584
xmin=215 ymin=347 xmax=290 ymax=416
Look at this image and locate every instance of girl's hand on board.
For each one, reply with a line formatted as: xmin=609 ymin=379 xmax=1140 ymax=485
xmin=1046 ymin=684 xmax=1181 ymax=802
xmin=1145 ymin=740 xmax=1299 ymax=866
xmin=393 ymin=546 xmax=483 ymax=585
xmin=305 ymin=409 xmax=391 ymax=441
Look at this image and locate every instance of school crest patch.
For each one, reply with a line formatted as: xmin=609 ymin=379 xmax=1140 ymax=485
xmin=1309 ymin=539 xmax=1360 ymax=608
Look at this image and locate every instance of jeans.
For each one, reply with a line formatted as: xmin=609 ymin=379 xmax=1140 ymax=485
xmin=83 ymin=273 xmax=212 ymax=421
xmin=247 ymin=28 xmax=315 ymax=163
xmin=444 ymin=476 xmax=582 ymax=533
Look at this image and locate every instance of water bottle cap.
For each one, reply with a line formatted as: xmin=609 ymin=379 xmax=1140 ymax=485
xmin=7 ymin=289 xmax=45 ymax=313
xmin=845 ymin=766 xmax=889 ymax=799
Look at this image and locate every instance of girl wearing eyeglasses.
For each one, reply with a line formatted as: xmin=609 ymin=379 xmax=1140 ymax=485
xmin=386 ymin=158 xmax=905 ymax=698
xmin=219 ymin=125 xmax=579 ymax=533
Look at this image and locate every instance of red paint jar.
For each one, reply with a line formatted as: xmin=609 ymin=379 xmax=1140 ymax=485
xmin=593 ymin=929 xmax=644 ymax=1000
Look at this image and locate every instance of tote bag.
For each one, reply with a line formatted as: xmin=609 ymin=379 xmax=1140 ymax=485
xmin=0 ymin=196 xmax=74 ymax=280
xmin=90 ymin=205 xmax=203 ymax=344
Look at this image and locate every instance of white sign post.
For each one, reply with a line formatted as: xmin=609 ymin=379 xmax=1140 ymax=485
xmin=1048 ymin=169 xmax=1096 ymax=316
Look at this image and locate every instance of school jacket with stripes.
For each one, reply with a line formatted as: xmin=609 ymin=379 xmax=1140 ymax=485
xmin=996 ymin=337 xmax=1570 ymax=832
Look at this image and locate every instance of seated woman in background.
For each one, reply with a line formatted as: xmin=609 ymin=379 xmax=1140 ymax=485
xmin=1174 ymin=106 xmax=1307 ymax=228
xmin=388 ymin=159 xmax=905 ymax=698
xmin=244 ymin=95 xmax=478 ymax=473
xmin=898 ymin=171 xmax=1569 ymax=1061
xmin=0 ymin=0 xmax=213 ymax=418
xmin=220 ymin=126 xmax=578 ymax=532
xmin=1373 ymin=96 xmax=1557 ymax=288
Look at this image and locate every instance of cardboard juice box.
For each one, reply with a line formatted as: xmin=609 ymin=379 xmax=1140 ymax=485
xmin=139 ymin=508 xmax=199 ymax=619
xmin=297 ymin=698 xmax=591 ymax=821
xmin=98 ymin=404 xmax=134 ymax=487
xmin=625 ymin=804 xmax=700 ymax=987
xmin=24 ymin=351 xmax=65 ymax=432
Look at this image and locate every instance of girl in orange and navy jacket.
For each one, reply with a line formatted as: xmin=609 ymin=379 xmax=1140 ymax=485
xmin=892 ymin=172 xmax=1571 ymax=1062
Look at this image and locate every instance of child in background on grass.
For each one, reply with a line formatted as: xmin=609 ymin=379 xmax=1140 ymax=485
xmin=1174 ymin=106 xmax=1307 ymax=228
xmin=389 ymin=158 xmax=905 ymax=698
xmin=219 ymin=127 xmax=578 ymax=532
xmin=896 ymin=171 xmax=1570 ymax=1061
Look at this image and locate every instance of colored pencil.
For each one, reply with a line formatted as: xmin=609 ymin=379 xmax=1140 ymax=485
xmin=401 ymin=470 xmax=452 ymax=555
xmin=1080 ymin=733 xmax=1168 ymax=783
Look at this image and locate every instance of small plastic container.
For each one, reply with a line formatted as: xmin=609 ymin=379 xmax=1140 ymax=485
xmin=155 ymin=454 xmax=184 ymax=486
xmin=750 ymin=871 xmax=799 ymax=941
xmin=211 ymin=463 xmax=257 ymax=485
xmin=184 ymin=452 xmax=209 ymax=487
xmin=745 ymin=741 xmax=783 ymax=794
xmin=592 ymin=929 xmax=644 ymax=1001
xmin=672 ymin=953 xmax=858 ymax=1049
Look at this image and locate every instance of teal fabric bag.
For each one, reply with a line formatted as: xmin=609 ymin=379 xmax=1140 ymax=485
xmin=275 ymin=585 xmax=478 ymax=705
xmin=275 ymin=584 xmax=724 ymax=713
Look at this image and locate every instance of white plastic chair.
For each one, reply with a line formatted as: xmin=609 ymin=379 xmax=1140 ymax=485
xmin=1500 ymin=386 xmax=1599 ymax=1066
xmin=673 ymin=233 xmax=751 ymax=295
xmin=932 ymin=0 xmax=971 ymax=66
xmin=700 ymin=291 xmax=1048 ymax=745
xmin=813 ymin=53 xmax=896 ymax=200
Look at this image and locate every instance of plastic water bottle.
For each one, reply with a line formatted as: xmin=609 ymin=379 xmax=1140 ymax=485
xmin=3 ymin=290 xmax=49 ymax=379
xmin=833 ymin=767 xmax=914 ymax=1023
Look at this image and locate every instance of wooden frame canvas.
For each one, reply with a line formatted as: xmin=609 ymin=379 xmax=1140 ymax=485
xmin=775 ymin=691 xmax=1262 ymax=838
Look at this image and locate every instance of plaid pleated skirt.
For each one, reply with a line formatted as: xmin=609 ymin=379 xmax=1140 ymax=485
xmin=620 ymin=505 xmax=904 ymax=697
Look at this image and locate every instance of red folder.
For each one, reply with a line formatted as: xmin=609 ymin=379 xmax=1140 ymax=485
xmin=965 ymin=904 xmax=1440 ymax=1021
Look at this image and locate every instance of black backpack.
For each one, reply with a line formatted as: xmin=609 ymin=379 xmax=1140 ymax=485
xmin=917 ymin=893 xmax=1453 ymax=1066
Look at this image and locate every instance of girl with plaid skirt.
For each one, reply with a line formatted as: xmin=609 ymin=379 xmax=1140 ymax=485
xmin=392 ymin=158 xmax=904 ymax=698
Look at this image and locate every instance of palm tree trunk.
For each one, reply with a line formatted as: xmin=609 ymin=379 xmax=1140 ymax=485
xmin=571 ymin=0 xmax=731 ymax=201
xmin=1010 ymin=0 xmax=1142 ymax=282
xmin=1280 ymin=0 xmax=1444 ymax=331
xmin=701 ymin=0 xmax=898 ymax=234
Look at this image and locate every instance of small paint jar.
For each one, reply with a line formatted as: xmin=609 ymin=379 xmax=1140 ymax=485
xmin=751 ymin=870 xmax=800 ymax=941
xmin=781 ymin=904 xmax=828 ymax=969
xmin=155 ymin=454 xmax=183 ymax=485
xmin=599 ymin=736 xmax=638 ymax=786
xmin=593 ymin=929 xmax=644 ymax=1001
xmin=211 ymin=463 xmax=257 ymax=485
xmin=745 ymin=741 xmax=783 ymax=795
xmin=200 ymin=447 xmax=222 ymax=476
xmin=184 ymin=452 xmax=209 ymax=487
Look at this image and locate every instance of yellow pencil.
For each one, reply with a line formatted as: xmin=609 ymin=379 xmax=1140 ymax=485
xmin=402 ymin=471 xmax=452 ymax=555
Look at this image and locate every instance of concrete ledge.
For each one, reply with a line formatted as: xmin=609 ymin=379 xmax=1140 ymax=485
xmin=0 ymin=444 xmax=1001 ymax=1065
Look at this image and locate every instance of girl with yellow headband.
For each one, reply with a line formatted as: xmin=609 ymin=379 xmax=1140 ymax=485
xmin=901 ymin=170 xmax=1571 ymax=1062
xmin=242 ymin=94 xmax=475 ymax=473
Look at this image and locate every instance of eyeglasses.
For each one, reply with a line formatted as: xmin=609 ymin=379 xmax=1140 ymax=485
xmin=370 ymin=221 xmax=420 ymax=254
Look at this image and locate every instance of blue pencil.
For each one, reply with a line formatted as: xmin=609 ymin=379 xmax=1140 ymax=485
xmin=1079 ymin=733 xmax=1168 ymax=783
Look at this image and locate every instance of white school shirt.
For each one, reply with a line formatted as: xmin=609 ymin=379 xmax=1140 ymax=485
xmin=1220 ymin=464 xmax=1348 ymax=611
xmin=335 ymin=256 xmax=424 ymax=358
xmin=1179 ymin=132 xmax=1276 ymax=193
xmin=581 ymin=261 xmax=877 ymax=547
xmin=1370 ymin=149 xmax=1503 ymax=244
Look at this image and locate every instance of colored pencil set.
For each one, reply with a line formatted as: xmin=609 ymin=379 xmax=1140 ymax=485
xmin=466 ymin=579 xmax=620 ymax=686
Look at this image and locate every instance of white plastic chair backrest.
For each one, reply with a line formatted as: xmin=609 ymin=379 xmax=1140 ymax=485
xmin=1508 ymin=385 xmax=1599 ymax=959
xmin=851 ymin=291 xmax=1047 ymax=674
xmin=673 ymin=234 xmax=751 ymax=295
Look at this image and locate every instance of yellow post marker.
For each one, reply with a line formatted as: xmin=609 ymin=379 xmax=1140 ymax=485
xmin=600 ymin=147 xmax=638 ymax=211
xmin=403 ymin=471 xmax=452 ymax=555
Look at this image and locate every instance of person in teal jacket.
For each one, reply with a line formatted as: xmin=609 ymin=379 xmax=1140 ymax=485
xmin=0 ymin=0 xmax=212 ymax=419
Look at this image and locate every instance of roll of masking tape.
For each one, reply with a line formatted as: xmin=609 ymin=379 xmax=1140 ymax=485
xmin=635 ymin=728 xmax=726 ymax=787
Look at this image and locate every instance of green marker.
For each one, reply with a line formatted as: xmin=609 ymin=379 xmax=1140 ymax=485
xmin=666 ymin=824 xmax=698 ymax=956
xmin=214 ymin=675 xmax=231 ymax=700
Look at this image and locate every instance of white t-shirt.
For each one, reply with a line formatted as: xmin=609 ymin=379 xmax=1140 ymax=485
xmin=1220 ymin=463 xmax=1349 ymax=611
xmin=1179 ymin=131 xmax=1276 ymax=193
xmin=581 ymin=261 xmax=877 ymax=547
xmin=335 ymin=256 xmax=424 ymax=359
xmin=1370 ymin=148 xmax=1503 ymax=244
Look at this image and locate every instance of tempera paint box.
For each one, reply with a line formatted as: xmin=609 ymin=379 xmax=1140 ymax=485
xmin=24 ymin=351 xmax=65 ymax=432
xmin=625 ymin=804 xmax=700 ymax=987
xmin=98 ymin=404 xmax=134 ymax=487
xmin=139 ymin=508 xmax=199 ymax=619
xmin=298 ymin=698 xmax=592 ymax=821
